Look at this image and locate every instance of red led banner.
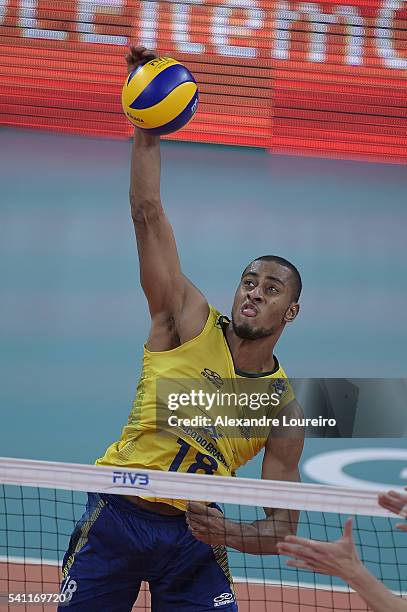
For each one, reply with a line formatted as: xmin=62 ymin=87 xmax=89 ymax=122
xmin=0 ymin=0 xmax=406 ymax=162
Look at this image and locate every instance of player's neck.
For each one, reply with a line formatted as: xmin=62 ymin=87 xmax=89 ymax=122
xmin=225 ymin=326 xmax=280 ymax=374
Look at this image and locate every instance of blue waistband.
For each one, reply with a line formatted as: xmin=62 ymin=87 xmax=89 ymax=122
xmin=95 ymin=492 xmax=187 ymax=522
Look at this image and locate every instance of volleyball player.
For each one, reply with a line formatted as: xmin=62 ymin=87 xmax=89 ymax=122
xmin=59 ymin=46 xmax=304 ymax=611
xmin=277 ymin=488 xmax=407 ymax=611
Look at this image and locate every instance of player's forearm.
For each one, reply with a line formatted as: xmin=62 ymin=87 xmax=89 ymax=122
xmin=348 ymin=563 xmax=407 ymax=612
xmin=226 ymin=512 xmax=297 ymax=555
xmin=130 ymin=128 xmax=161 ymax=217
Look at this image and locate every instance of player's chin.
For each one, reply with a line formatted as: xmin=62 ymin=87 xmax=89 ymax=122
xmin=233 ymin=319 xmax=263 ymax=341
xmin=241 ymin=316 xmax=259 ymax=331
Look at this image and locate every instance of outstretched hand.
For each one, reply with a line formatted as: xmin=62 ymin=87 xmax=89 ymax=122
xmin=378 ymin=487 xmax=407 ymax=532
xmin=276 ymin=517 xmax=362 ymax=582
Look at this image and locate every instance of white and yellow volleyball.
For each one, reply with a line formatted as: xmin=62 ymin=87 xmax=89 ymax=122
xmin=122 ymin=57 xmax=199 ymax=135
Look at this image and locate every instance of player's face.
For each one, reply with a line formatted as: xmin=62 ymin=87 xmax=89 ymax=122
xmin=231 ymin=260 xmax=299 ymax=340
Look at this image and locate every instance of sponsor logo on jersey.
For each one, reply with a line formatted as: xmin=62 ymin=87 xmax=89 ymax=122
xmin=201 ymin=368 xmax=223 ymax=388
xmin=214 ymin=592 xmax=235 ymax=607
xmin=269 ymin=378 xmax=287 ymax=396
xmin=202 ymin=423 xmax=223 ymax=440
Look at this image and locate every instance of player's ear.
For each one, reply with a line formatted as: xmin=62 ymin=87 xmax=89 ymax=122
xmin=284 ymin=303 xmax=299 ymax=323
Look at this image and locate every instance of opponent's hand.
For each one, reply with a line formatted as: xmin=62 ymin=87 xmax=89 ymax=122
xmin=186 ymin=502 xmax=228 ymax=546
xmin=125 ymin=45 xmax=158 ymax=74
xmin=276 ymin=517 xmax=362 ymax=582
xmin=378 ymin=487 xmax=407 ymax=532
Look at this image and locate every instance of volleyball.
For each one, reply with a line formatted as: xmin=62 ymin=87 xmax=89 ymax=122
xmin=122 ymin=57 xmax=198 ymax=135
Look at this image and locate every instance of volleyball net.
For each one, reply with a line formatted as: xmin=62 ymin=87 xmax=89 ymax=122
xmin=1 ymin=457 xmax=406 ymax=611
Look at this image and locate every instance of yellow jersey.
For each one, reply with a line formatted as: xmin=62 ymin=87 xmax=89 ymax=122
xmin=96 ymin=306 xmax=294 ymax=509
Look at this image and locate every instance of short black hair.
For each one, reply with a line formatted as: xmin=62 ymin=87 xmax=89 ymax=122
xmin=245 ymin=255 xmax=302 ymax=302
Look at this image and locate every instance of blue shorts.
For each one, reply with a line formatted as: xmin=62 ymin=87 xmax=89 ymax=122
xmin=58 ymin=493 xmax=237 ymax=611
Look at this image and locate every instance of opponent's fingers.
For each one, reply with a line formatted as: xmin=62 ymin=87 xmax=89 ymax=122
xmin=287 ymin=559 xmax=337 ymax=577
xmin=277 ymin=542 xmax=300 ymax=555
xmin=277 ymin=543 xmax=323 ymax=564
xmin=388 ymin=490 xmax=405 ymax=499
xmin=283 ymin=535 xmax=327 ymax=553
xmin=285 ymin=559 xmax=316 ymax=571
xmin=378 ymin=498 xmax=399 ymax=514
xmin=283 ymin=535 xmax=311 ymax=545
xmin=395 ymin=522 xmax=407 ymax=532
xmin=379 ymin=491 xmax=406 ymax=510
xmin=380 ymin=499 xmax=407 ymax=517
xmin=343 ymin=517 xmax=354 ymax=539
xmin=399 ymin=496 xmax=407 ymax=517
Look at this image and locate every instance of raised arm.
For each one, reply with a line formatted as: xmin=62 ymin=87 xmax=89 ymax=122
xmin=127 ymin=46 xmax=208 ymax=351
xmin=277 ymin=518 xmax=407 ymax=612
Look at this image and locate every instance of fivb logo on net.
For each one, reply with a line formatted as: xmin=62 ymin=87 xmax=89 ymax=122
xmin=112 ymin=471 xmax=150 ymax=487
